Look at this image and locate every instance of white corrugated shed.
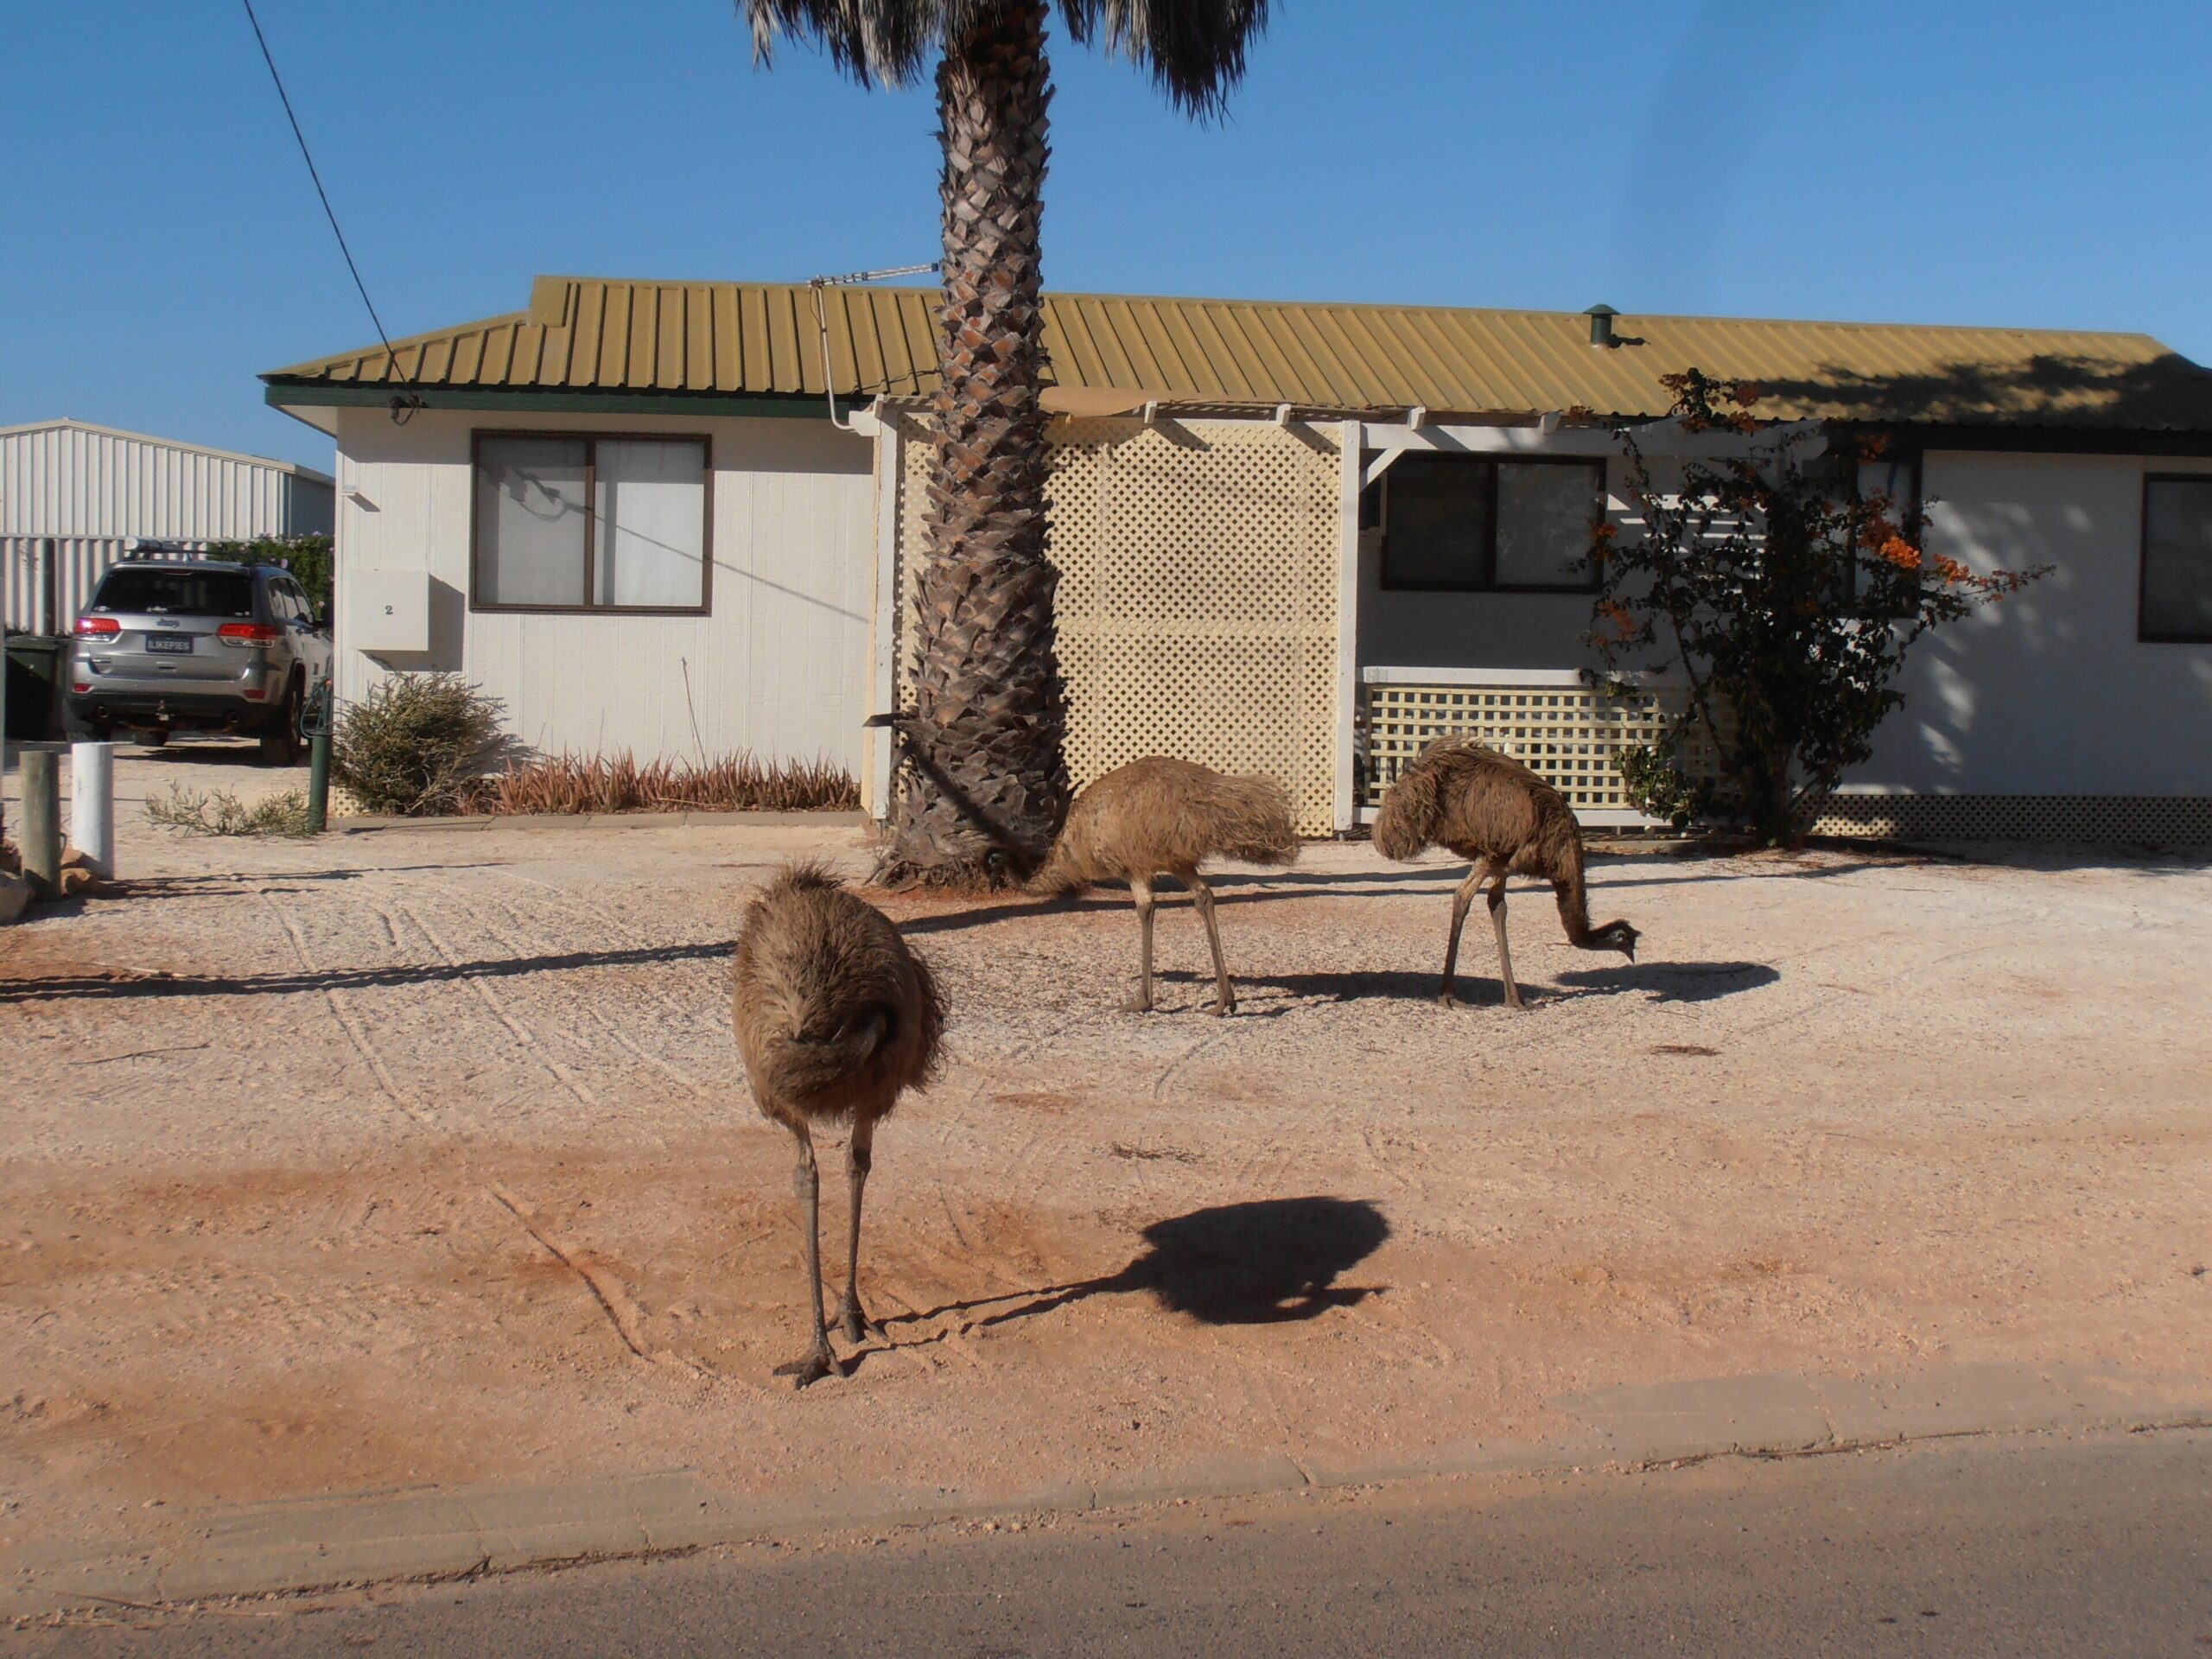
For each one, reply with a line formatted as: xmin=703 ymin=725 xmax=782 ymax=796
xmin=1 ymin=419 xmax=334 ymax=630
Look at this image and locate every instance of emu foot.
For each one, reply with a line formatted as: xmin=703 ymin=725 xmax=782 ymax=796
xmin=1122 ymin=994 xmax=1155 ymax=1014
xmin=837 ymin=1296 xmax=887 ymax=1347
xmin=1503 ymin=990 xmax=1529 ymax=1013
xmin=1205 ymin=995 xmax=1236 ymax=1018
xmin=772 ymin=1347 xmax=840 ymax=1389
xmin=1436 ymin=988 xmax=1460 ymax=1010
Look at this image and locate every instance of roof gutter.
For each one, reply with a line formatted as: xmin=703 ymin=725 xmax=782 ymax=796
xmin=261 ymin=383 xmax=856 ymax=421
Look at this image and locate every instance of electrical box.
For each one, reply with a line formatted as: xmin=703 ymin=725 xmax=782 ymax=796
xmin=352 ymin=570 xmax=431 ymax=654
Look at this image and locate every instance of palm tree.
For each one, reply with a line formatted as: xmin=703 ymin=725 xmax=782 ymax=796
xmin=746 ymin=0 xmax=1272 ymax=887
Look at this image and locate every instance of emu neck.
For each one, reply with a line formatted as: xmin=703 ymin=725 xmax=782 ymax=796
xmin=1552 ymin=845 xmax=1599 ymax=947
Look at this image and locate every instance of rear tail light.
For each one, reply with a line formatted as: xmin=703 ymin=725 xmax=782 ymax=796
xmin=217 ymin=622 xmax=283 ymax=647
xmin=74 ymin=615 xmax=120 ymax=638
xmin=72 ymin=681 xmax=92 ymax=694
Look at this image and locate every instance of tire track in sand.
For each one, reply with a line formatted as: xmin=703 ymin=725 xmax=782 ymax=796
xmin=394 ymin=902 xmax=601 ymax=1113
xmin=260 ymin=891 xmax=432 ymax=1128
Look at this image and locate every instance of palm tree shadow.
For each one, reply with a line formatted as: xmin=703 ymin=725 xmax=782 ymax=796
xmin=887 ymin=1197 xmax=1389 ymax=1336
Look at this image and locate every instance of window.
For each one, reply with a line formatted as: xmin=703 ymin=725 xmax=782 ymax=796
xmin=472 ymin=434 xmax=710 ymax=613
xmin=1370 ymin=455 xmax=1604 ymax=592
xmin=91 ymin=568 xmax=253 ymax=617
xmin=2141 ymin=474 xmax=2212 ymax=642
xmin=1846 ymin=447 xmax=1924 ymax=613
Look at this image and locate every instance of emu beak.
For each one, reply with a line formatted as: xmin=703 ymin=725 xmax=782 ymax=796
xmin=1624 ymin=939 xmax=1637 ymax=963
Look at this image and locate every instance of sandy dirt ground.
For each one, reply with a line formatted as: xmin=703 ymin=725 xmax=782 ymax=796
xmin=3 ymin=789 xmax=2208 ymax=1556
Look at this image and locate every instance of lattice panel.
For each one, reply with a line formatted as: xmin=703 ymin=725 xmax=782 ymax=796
xmin=1810 ymin=794 xmax=2212 ymax=846
xmin=893 ymin=416 xmax=1342 ymax=835
xmin=1358 ymin=678 xmax=1724 ymax=818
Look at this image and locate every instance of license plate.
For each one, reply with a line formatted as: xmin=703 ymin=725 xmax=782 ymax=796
xmin=143 ymin=633 xmax=193 ymax=654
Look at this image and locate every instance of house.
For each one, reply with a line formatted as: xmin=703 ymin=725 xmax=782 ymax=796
xmin=1 ymin=418 xmax=335 ymax=632
xmin=263 ymin=276 xmax=2212 ymax=843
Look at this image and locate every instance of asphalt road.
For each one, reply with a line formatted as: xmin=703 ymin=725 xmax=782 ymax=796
xmin=17 ymin=1432 xmax=2209 ymax=1657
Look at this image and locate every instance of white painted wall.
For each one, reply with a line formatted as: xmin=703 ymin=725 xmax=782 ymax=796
xmin=331 ymin=406 xmax=875 ymax=773
xmin=1856 ymin=451 xmax=2212 ymax=795
xmin=1354 ymin=444 xmax=2212 ymax=798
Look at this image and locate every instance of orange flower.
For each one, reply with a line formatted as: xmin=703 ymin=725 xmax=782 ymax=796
xmin=1929 ymin=553 xmax=1971 ymax=583
xmin=1878 ymin=535 xmax=1923 ymax=572
xmin=1597 ymin=599 xmax=1638 ymax=642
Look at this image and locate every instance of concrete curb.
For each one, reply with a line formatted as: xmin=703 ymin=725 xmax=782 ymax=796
xmin=335 ymin=810 xmax=871 ymax=834
xmin=5 ymin=1362 xmax=2207 ymax=1618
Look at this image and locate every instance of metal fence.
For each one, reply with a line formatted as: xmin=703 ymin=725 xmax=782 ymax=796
xmin=3 ymin=537 xmax=211 ymax=633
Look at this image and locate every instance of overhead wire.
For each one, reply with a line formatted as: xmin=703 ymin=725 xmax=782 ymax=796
xmin=240 ymin=0 xmax=422 ymax=423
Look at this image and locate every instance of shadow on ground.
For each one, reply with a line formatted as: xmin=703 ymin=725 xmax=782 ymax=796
xmin=885 ymin=1197 xmax=1389 ymax=1340
xmin=1157 ymin=959 xmax=1779 ymax=1008
xmin=0 ymin=938 xmax=733 ymax=1003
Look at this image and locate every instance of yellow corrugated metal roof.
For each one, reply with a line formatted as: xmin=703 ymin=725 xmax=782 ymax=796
xmin=264 ymin=275 xmax=2212 ymax=430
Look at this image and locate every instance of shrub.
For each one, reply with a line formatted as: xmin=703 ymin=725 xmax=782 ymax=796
xmin=334 ymin=674 xmax=504 ymax=817
xmin=145 ymin=785 xmax=314 ymax=837
xmin=463 ymin=752 xmax=860 ymax=816
xmin=1588 ymin=372 xmax=2047 ymax=845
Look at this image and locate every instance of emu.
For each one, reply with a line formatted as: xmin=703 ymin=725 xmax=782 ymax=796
xmin=1033 ymin=757 xmax=1298 ymax=1015
xmin=731 ymin=864 xmax=944 ymax=1387
xmin=1374 ymin=740 xmax=1638 ymax=1010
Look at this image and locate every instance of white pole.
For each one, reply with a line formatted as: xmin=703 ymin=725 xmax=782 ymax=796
xmin=70 ymin=740 xmax=114 ymax=879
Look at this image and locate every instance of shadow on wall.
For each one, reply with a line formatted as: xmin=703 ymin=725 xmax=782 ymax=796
xmin=888 ymin=1197 xmax=1392 ymax=1334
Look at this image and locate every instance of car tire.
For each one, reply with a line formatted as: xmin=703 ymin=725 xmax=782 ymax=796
xmin=257 ymin=676 xmax=304 ymax=766
xmin=137 ymin=728 xmax=169 ymax=750
xmin=60 ymin=699 xmax=108 ymax=744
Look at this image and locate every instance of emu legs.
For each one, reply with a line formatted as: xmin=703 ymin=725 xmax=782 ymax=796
xmin=1126 ymin=877 xmax=1158 ymax=1012
xmin=835 ymin=1117 xmax=885 ymax=1345
xmin=1487 ymin=870 xmax=1524 ymax=1009
xmin=1188 ymin=875 xmax=1236 ymax=1016
xmin=1440 ymin=861 xmax=1523 ymax=1010
xmin=1127 ymin=874 xmax=1237 ymax=1015
xmin=772 ymin=1123 xmax=837 ymax=1387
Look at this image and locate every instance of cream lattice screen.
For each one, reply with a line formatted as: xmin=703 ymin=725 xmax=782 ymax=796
xmin=1809 ymin=793 xmax=2212 ymax=845
xmin=1358 ymin=670 xmax=1723 ymax=825
xmin=896 ymin=416 xmax=1342 ymax=835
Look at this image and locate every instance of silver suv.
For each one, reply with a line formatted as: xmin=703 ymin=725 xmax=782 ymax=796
xmin=67 ymin=556 xmax=333 ymax=764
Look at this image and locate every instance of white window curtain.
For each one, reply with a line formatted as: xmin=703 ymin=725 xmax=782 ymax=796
xmin=475 ymin=438 xmax=588 ymax=606
xmin=1493 ymin=462 xmax=1601 ymax=588
xmin=594 ymin=440 xmax=706 ymax=608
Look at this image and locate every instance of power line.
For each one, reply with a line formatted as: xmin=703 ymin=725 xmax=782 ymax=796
xmin=240 ymin=0 xmax=420 ymax=419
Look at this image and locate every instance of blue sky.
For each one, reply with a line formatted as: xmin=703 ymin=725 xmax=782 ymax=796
xmin=7 ymin=1 xmax=2209 ymax=470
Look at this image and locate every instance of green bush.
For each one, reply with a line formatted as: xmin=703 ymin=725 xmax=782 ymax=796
xmin=202 ymin=534 xmax=334 ymax=620
xmin=145 ymin=785 xmax=314 ymax=837
xmin=334 ymin=674 xmax=504 ymax=817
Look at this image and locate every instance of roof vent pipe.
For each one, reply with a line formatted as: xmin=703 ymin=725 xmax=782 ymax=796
xmin=1586 ymin=304 xmax=1619 ymax=348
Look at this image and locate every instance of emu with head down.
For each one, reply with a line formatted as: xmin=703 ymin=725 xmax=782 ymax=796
xmin=1031 ymin=756 xmax=1298 ymax=1015
xmin=732 ymin=864 xmax=944 ymax=1386
xmin=1374 ymin=740 xmax=1637 ymax=1010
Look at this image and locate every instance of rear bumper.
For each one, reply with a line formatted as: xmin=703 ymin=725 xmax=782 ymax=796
xmin=66 ymin=686 xmax=282 ymax=733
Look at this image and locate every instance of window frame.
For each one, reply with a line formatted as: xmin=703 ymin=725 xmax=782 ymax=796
xmin=1373 ymin=453 xmax=1607 ymax=595
xmin=1845 ymin=445 xmax=1926 ymax=616
xmin=2139 ymin=471 xmax=2212 ymax=645
xmin=468 ymin=429 xmax=715 ymax=617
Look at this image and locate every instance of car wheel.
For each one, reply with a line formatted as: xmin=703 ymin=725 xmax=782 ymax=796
xmin=257 ymin=677 xmax=304 ymax=766
xmin=137 ymin=728 xmax=169 ymax=750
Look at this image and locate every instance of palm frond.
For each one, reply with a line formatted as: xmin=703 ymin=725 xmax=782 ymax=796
xmin=1059 ymin=0 xmax=1272 ymax=118
xmin=742 ymin=0 xmax=1270 ymax=111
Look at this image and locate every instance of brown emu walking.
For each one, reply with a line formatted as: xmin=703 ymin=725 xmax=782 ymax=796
xmin=1374 ymin=741 xmax=1638 ymax=1010
xmin=731 ymin=864 xmax=944 ymax=1386
xmin=1032 ymin=757 xmax=1298 ymax=1015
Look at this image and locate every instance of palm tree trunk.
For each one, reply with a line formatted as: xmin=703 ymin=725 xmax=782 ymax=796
xmin=874 ymin=0 xmax=1070 ymax=888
